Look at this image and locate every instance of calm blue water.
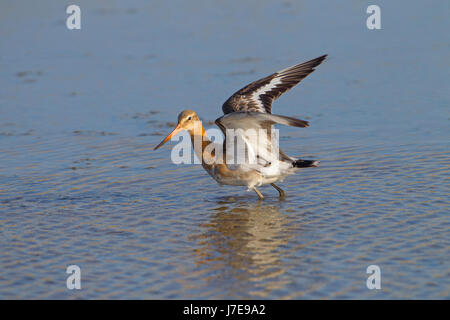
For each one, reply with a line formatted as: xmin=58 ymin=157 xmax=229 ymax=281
xmin=0 ymin=0 xmax=449 ymax=299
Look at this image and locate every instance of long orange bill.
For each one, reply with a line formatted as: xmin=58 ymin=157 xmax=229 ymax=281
xmin=153 ymin=124 xmax=182 ymax=150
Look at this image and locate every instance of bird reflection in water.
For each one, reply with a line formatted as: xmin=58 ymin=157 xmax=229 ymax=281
xmin=189 ymin=197 xmax=299 ymax=298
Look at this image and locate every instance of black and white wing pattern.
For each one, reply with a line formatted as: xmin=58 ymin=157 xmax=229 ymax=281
xmin=222 ymin=55 xmax=327 ymax=114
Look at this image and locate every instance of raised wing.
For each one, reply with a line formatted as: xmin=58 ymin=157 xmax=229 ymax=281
xmin=222 ymin=54 xmax=327 ymax=114
xmin=215 ymin=112 xmax=309 ymax=131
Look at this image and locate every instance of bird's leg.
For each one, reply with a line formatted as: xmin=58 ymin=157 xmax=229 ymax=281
xmin=253 ymin=187 xmax=264 ymax=200
xmin=271 ymin=183 xmax=286 ymax=198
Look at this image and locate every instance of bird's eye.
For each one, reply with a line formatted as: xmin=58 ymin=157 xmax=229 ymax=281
xmin=187 ymin=116 xmax=192 ymax=120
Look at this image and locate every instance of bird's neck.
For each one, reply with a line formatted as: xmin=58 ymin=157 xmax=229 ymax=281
xmin=189 ymin=124 xmax=215 ymax=166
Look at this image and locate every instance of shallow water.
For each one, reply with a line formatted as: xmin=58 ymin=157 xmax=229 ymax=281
xmin=0 ymin=0 xmax=449 ymax=299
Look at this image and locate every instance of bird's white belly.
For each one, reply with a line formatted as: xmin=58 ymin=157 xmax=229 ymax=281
xmin=209 ymin=160 xmax=294 ymax=188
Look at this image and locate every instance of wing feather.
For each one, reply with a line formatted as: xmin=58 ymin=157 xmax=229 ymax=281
xmin=215 ymin=112 xmax=308 ymax=166
xmin=222 ymin=54 xmax=327 ymax=114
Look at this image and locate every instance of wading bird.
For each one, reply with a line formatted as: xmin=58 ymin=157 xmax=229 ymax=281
xmin=154 ymin=55 xmax=327 ymax=199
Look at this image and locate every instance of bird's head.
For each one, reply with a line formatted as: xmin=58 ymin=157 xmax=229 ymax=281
xmin=154 ymin=110 xmax=202 ymax=150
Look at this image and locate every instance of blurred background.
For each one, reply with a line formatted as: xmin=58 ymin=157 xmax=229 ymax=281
xmin=0 ymin=0 xmax=449 ymax=299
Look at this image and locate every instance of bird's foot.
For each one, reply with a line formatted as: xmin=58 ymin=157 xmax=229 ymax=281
xmin=271 ymin=183 xmax=286 ymax=199
xmin=253 ymin=187 xmax=264 ymax=200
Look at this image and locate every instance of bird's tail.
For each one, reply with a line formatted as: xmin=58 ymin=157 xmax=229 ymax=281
xmin=292 ymin=159 xmax=320 ymax=168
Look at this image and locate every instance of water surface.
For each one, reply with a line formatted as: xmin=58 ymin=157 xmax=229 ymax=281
xmin=0 ymin=0 xmax=449 ymax=299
